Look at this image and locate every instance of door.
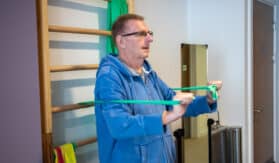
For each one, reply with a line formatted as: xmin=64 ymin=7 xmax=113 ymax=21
xmin=253 ymin=1 xmax=274 ymax=163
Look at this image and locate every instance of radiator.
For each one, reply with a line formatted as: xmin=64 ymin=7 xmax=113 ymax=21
xmin=210 ymin=125 xmax=242 ymax=163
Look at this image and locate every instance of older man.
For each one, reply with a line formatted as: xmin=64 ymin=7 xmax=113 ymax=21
xmin=94 ymin=13 xmax=222 ymax=163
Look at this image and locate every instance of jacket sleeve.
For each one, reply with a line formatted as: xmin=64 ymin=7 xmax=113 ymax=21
xmin=184 ymin=96 xmax=217 ymax=117
xmin=95 ymin=67 xmax=164 ymax=139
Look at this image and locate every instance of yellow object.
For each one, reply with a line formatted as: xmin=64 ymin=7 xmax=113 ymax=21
xmin=60 ymin=143 xmax=77 ymax=163
xmin=53 ymin=143 xmax=77 ymax=163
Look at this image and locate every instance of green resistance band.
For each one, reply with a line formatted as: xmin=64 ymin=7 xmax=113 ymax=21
xmin=172 ymin=84 xmax=218 ymax=101
xmin=79 ymin=99 xmax=181 ymax=106
xmin=78 ymin=85 xmax=218 ymax=106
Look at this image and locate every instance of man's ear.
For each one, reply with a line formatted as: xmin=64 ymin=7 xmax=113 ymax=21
xmin=116 ymin=35 xmax=125 ymax=49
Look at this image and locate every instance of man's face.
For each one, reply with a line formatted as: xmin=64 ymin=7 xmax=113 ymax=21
xmin=119 ymin=20 xmax=153 ymax=59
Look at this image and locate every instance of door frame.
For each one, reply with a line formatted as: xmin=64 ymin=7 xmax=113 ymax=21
xmin=274 ymin=2 xmax=279 ymax=162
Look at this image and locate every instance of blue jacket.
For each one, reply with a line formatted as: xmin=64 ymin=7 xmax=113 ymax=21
xmin=94 ymin=54 xmax=217 ymax=163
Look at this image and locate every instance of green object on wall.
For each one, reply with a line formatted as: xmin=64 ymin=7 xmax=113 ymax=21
xmin=106 ymin=0 xmax=128 ymax=54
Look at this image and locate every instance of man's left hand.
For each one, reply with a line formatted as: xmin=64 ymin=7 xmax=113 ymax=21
xmin=207 ymin=80 xmax=222 ymax=104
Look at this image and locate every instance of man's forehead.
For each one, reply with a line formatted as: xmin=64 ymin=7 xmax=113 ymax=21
xmin=125 ymin=19 xmax=148 ymax=30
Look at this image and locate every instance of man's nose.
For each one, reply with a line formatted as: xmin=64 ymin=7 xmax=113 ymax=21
xmin=145 ymin=34 xmax=153 ymax=42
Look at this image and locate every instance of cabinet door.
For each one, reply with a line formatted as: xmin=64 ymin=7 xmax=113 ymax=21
xmin=181 ymin=44 xmax=209 ymax=163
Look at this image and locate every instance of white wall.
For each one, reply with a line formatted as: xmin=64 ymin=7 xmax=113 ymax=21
xmin=135 ymin=0 xmax=252 ymax=162
xmin=185 ymin=0 xmax=247 ymax=126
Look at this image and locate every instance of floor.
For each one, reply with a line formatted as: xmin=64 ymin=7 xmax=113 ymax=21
xmin=183 ymin=136 xmax=208 ymax=163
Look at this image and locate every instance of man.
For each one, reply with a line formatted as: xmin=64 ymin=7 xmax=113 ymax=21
xmin=94 ymin=13 xmax=222 ymax=163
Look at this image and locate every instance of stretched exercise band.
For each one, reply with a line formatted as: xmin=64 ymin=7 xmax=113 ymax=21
xmin=79 ymin=99 xmax=181 ymax=106
xmin=79 ymin=85 xmax=218 ymax=106
xmin=172 ymin=84 xmax=218 ymax=101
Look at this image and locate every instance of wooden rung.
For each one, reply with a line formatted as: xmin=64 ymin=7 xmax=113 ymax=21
xmin=54 ymin=137 xmax=97 ymax=150
xmin=52 ymin=103 xmax=94 ymax=113
xmin=49 ymin=25 xmax=111 ymax=36
xmin=77 ymin=137 xmax=97 ymax=147
xmin=50 ymin=64 xmax=99 ymax=72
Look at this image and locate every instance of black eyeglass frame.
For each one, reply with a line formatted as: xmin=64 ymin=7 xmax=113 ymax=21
xmin=121 ymin=30 xmax=153 ymax=37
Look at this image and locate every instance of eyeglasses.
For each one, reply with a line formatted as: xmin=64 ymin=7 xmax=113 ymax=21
xmin=121 ymin=30 xmax=153 ymax=37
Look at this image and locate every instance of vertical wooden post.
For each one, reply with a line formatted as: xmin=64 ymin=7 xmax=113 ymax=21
xmin=36 ymin=0 xmax=53 ymax=162
xmin=127 ymin=0 xmax=135 ymax=13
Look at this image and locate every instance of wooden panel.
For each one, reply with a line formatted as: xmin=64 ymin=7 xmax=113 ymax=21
xmin=127 ymin=0 xmax=135 ymax=13
xmin=181 ymin=44 xmax=191 ymax=88
xmin=50 ymin=64 xmax=99 ymax=72
xmin=49 ymin=25 xmax=111 ymax=36
xmin=52 ymin=103 xmax=94 ymax=113
xmin=37 ymin=0 xmax=53 ymax=162
xmin=42 ymin=133 xmax=53 ymax=163
xmin=37 ymin=0 xmax=52 ymax=135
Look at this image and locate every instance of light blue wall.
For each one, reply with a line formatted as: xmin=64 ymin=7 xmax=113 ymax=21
xmin=48 ymin=0 xmax=107 ymax=162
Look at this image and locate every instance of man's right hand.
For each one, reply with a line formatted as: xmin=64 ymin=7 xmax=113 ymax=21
xmin=162 ymin=92 xmax=194 ymax=125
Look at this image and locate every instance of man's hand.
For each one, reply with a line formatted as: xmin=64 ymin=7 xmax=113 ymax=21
xmin=207 ymin=80 xmax=222 ymax=104
xmin=162 ymin=92 xmax=194 ymax=125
